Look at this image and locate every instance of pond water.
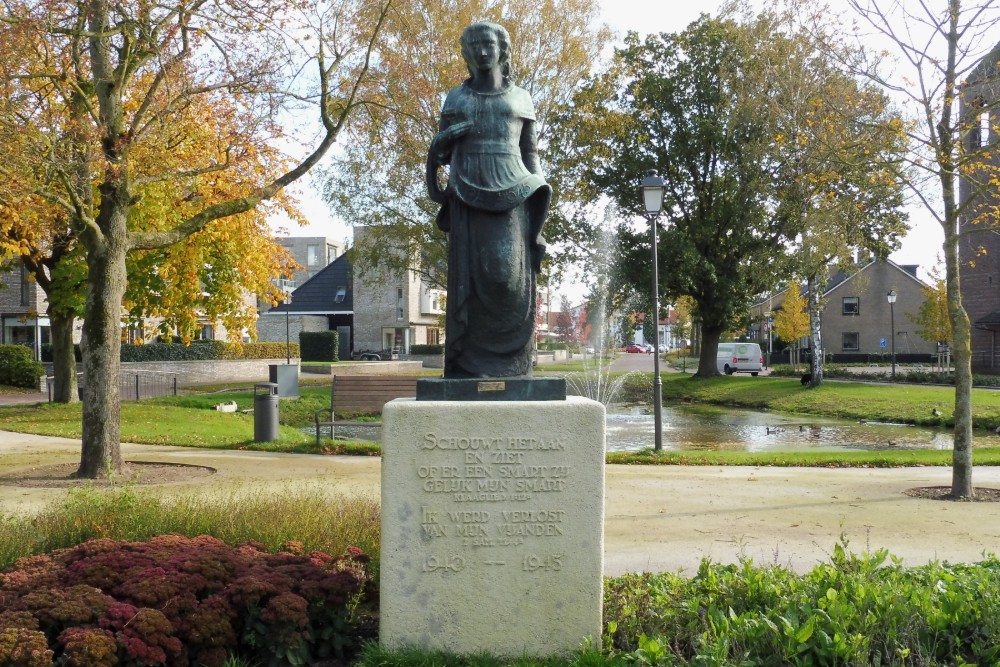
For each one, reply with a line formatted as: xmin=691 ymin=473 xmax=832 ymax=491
xmin=606 ymin=403 xmax=998 ymax=453
xmin=325 ymin=402 xmax=1000 ymax=452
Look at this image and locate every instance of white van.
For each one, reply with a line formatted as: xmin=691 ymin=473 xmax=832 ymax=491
xmin=716 ymin=342 xmax=763 ymax=376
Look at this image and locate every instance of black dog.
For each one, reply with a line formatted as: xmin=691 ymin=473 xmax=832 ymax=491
xmin=800 ymin=374 xmax=812 ymax=385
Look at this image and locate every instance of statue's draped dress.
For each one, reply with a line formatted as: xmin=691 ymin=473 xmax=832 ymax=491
xmin=435 ymin=81 xmax=551 ymax=378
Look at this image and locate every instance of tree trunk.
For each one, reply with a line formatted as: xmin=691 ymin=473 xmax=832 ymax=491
xmin=47 ymin=311 xmax=79 ymax=403
xmin=76 ymin=214 xmax=128 ymax=479
xmin=808 ymin=272 xmax=826 ymax=387
xmin=696 ymin=326 xmax=722 ymax=377
xmin=944 ymin=223 xmax=974 ymax=498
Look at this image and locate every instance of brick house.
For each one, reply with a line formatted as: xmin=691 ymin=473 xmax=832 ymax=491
xmin=350 ymin=226 xmax=444 ymax=353
xmin=751 ymin=259 xmax=936 ymax=361
xmin=0 ymin=260 xmax=60 ymax=360
xmin=258 ymin=228 xmax=446 ymax=356
xmin=958 ymin=41 xmax=1000 ymax=371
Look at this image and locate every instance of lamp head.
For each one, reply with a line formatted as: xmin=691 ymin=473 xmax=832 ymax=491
xmin=641 ymin=169 xmax=665 ymax=216
xmin=887 ymin=289 xmax=897 ymax=304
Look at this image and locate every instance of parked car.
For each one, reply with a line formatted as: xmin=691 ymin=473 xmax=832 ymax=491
xmin=625 ymin=344 xmax=645 ymax=353
xmin=351 ymin=349 xmax=396 ymax=361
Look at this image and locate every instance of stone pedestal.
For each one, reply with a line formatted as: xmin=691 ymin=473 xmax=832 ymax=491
xmin=380 ymin=396 xmax=605 ymax=656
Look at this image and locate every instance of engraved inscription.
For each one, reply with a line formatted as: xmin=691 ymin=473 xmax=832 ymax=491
xmin=417 ymin=432 xmax=572 ymax=562
xmin=423 ymin=555 xmax=466 ymax=573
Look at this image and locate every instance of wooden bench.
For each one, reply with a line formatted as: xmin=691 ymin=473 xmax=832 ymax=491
xmin=314 ymin=375 xmax=420 ymax=445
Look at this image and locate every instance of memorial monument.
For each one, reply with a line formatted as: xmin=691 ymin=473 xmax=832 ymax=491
xmin=425 ymin=20 xmax=550 ymax=380
xmin=380 ymin=22 xmax=604 ymax=656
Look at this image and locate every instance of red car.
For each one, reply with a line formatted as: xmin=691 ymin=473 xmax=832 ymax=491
xmin=625 ymin=344 xmax=645 ymax=353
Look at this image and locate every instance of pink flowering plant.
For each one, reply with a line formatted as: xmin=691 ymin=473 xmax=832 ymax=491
xmin=0 ymin=535 xmax=374 ymax=666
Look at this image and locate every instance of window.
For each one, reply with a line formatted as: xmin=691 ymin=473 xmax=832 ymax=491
xmin=334 ymin=286 xmax=347 ymax=303
xmin=842 ymin=332 xmax=859 ymax=351
xmin=842 ymin=297 xmax=859 ymax=315
xmin=397 ymin=307 xmax=405 ymax=320
xmin=306 ymin=244 xmax=319 ymax=267
xmin=980 ymin=111 xmax=991 ymax=147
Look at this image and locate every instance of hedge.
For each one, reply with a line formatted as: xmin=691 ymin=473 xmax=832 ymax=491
xmin=409 ymin=344 xmax=443 ymax=355
xmin=0 ymin=344 xmax=44 ymax=389
xmin=120 ymin=341 xmax=299 ymax=363
xmin=300 ymin=331 xmax=339 ymax=362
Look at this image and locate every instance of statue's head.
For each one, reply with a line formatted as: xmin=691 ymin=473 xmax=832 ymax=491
xmin=460 ymin=21 xmax=511 ymax=79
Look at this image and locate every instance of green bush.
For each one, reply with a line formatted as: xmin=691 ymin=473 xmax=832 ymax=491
xmin=120 ymin=341 xmax=298 ymax=362
xmin=409 ymin=344 xmax=443 ymax=355
xmin=0 ymin=344 xmax=44 ymax=389
xmin=300 ymin=331 xmax=339 ymax=361
xmin=603 ymin=542 xmax=1000 ymax=665
xmin=221 ymin=342 xmax=299 ymax=360
xmin=40 ymin=344 xmax=81 ymax=363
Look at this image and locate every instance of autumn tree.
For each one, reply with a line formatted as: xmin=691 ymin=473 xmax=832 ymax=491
xmin=842 ymin=0 xmax=1000 ymax=498
xmin=754 ymin=2 xmax=908 ymax=387
xmin=0 ymin=0 xmax=392 ymax=478
xmin=773 ymin=282 xmax=811 ymax=371
xmin=321 ymin=0 xmax=611 ymax=289
xmin=909 ymin=263 xmax=952 ymax=348
xmin=549 ymin=5 xmax=911 ymax=378
xmin=551 ymin=16 xmax=807 ymax=377
xmin=0 ymin=79 xmax=301 ymax=403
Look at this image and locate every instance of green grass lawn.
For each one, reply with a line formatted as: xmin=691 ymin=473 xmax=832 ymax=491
xmin=655 ymin=373 xmax=1000 ymax=430
xmin=4 ymin=373 xmax=1000 ymax=466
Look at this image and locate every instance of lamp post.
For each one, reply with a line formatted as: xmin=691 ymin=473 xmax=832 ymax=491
xmin=641 ymin=169 xmax=666 ymax=452
xmin=284 ymin=289 xmax=293 ymax=365
xmin=887 ymin=289 xmax=897 ymax=379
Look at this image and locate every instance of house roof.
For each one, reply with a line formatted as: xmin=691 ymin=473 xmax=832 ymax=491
xmin=268 ymin=253 xmax=353 ymax=315
xmin=752 ymin=259 xmax=930 ymax=309
xmin=823 ymin=259 xmax=928 ymax=298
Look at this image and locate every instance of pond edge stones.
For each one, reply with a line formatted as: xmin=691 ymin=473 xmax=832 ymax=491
xmin=380 ymin=396 xmax=606 ymax=656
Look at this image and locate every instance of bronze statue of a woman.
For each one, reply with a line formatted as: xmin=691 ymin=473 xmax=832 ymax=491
xmin=426 ymin=21 xmax=551 ymax=379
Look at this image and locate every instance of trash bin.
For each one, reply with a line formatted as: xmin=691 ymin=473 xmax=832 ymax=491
xmin=254 ymin=382 xmax=279 ymax=442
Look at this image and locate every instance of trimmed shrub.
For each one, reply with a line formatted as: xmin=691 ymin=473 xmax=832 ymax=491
xmin=120 ymin=341 xmax=299 ymax=362
xmin=40 ymin=345 xmax=82 ymax=363
xmin=0 ymin=535 xmax=374 ymax=667
xmin=0 ymin=345 xmax=44 ymax=389
xmin=300 ymin=331 xmax=340 ymax=362
xmin=408 ymin=344 xmax=443 ymax=355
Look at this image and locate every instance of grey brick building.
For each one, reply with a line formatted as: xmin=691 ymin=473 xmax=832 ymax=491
xmin=0 ymin=260 xmax=56 ymax=359
xmin=752 ymin=260 xmax=936 ymax=360
xmin=351 ymin=226 xmax=444 ymax=353
xmin=959 ymin=41 xmax=1000 ymax=370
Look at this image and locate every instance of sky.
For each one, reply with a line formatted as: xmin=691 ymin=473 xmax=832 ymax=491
xmin=281 ymin=0 xmax=949 ymax=299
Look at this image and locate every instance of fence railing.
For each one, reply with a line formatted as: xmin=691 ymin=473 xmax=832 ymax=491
xmin=48 ymin=372 xmax=178 ymax=402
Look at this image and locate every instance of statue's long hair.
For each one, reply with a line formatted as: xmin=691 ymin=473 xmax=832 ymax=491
xmin=460 ymin=21 xmax=511 ymax=79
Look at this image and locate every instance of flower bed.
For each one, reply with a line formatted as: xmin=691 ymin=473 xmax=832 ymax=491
xmin=0 ymin=535 xmax=373 ymax=666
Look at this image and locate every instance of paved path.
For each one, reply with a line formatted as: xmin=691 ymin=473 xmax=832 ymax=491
xmin=2 ymin=429 xmax=999 ymax=574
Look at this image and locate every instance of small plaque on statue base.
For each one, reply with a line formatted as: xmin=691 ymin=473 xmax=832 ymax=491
xmin=416 ymin=377 xmax=566 ymax=401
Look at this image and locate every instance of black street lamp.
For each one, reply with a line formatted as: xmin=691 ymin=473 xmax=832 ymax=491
xmin=641 ymin=169 xmax=665 ymax=452
xmin=887 ymin=289 xmax=897 ymax=379
xmin=284 ymin=290 xmax=293 ymax=365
